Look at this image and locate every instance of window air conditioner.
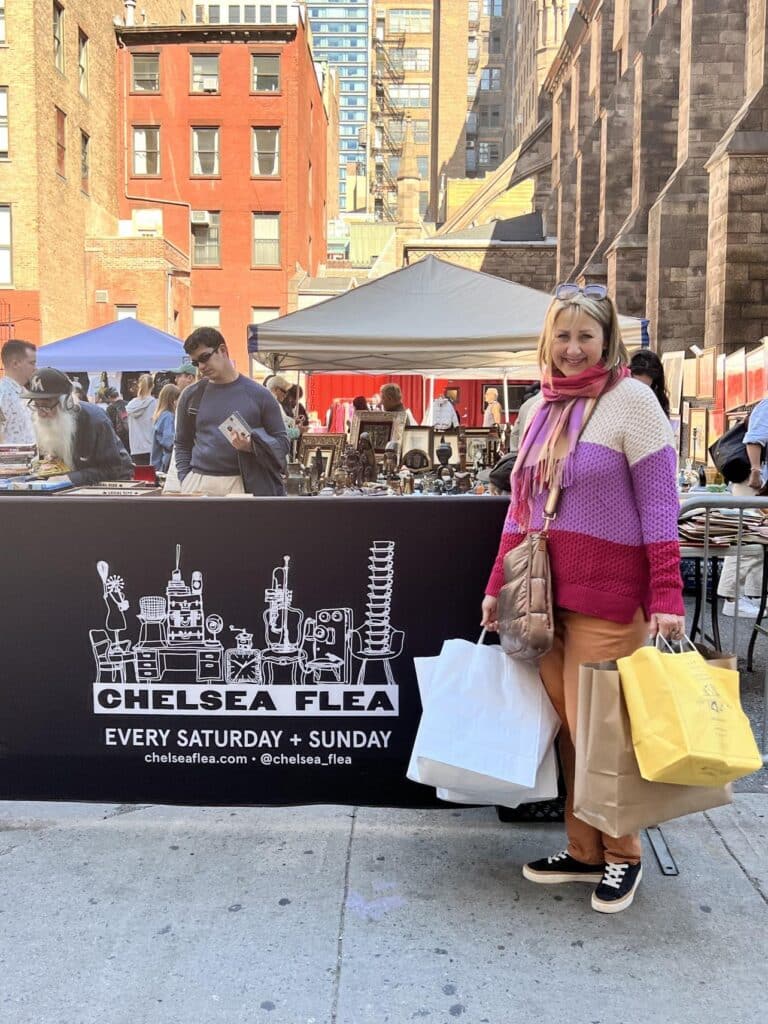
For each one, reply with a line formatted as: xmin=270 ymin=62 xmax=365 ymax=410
xmin=190 ymin=211 xmax=210 ymax=225
xmin=202 ymin=76 xmax=218 ymax=91
xmin=95 ymin=290 xmax=109 ymax=303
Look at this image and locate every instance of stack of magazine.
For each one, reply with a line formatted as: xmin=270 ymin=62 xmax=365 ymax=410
xmin=0 ymin=444 xmax=36 ymax=477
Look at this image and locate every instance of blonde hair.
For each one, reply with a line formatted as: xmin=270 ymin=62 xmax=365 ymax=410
xmin=153 ymin=383 xmax=180 ymax=421
xmin=537 ymin=293 xmax=628 ymax=378
xmin=136 ymin=373 xmax=154 ymax=399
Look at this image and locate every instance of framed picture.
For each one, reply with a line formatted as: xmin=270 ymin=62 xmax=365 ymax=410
xmin=682 ymin=357 xmax=697 ymax=399
xmin=463 ymin=427 xmax=493 ymax=465
xmin=661 ymin=351 xmax=684 ymax=416
xmin=297 ymin=433 xmax=346 ymax=478
xmin=709 ymin=410 xmax=725 ymax=445
xmin=433 ymin=429 xmax=460 ymax=466
xmin=688 ymin=408 xmax=708 ymax=463
xmin=746 ymin=342 xmax=767 ymax=405
xmin=696 ymin=347 xmax=716 ymax=400
xmin=349 ymin=410 xmax=407 ymax=454
xmin=725 ymin=348 xmax=747 ymax=410
xmin=401 ymin=426 xmax=434 ymax=465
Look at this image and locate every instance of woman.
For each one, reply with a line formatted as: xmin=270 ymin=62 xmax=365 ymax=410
xmin=151 ymin=383 xmax=179 ymax=474
xmin=630 ymin=349 xmax=670 ymax=417
xmin=481 ymin=285 xmax=685 ymax=914
xmin=126 ymin=373 xmax=157 ymax=465
xmin=482 ymin=386 xmax=502 ymax=426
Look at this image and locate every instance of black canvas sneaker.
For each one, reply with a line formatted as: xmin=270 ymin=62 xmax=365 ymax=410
xmin=591 ymin=862 xmax=643 ymax=913
xmin=522 ymin=849 xmax=605 ymax=884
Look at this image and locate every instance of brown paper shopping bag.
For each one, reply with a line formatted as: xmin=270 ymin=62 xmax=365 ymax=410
xmin=573 ymin=662 xmax=731 ymax=838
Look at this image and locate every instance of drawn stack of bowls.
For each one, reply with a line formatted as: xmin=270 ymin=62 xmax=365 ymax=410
xmin=363 ymin=540 xmax=395 ymax=655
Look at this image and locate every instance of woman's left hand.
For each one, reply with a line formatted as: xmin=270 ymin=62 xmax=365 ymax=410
xmin=649 ymin=613 xmax=686 ymax=642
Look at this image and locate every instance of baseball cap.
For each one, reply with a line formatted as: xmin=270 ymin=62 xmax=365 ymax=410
xmin=23 ymin=367 xmax=73 ymax=399
xmin=173 ymin=362 xmax=196 ymax=376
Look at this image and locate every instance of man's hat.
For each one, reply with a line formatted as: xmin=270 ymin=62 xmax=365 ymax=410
xmin=173 ymin=362 xmax=196 ymax=376
xmin=22 ymin=367 xmax=73 ymax=399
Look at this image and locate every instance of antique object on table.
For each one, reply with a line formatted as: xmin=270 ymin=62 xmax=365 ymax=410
xmin=400 ymin=470 xmax=414 ymax=495
xmin=307 ymin=446 xmax=326 ymax=494
xmin=402 ymin=448 xmax=430 ymax=473
xmin=382 ymin=440 xmax=400 ymax=480
xmin=435 ymin=435 xmax=453 ymax=468
xmin=437 ymin=464 xmax=455 ymax=485
xmin=457 ymin=429 xmax=468 ymax=472
xmin=412 ymin=475 xmax=424 ymax=494
xmin=297 ymin=432 xmax=346 ymax=480
xmin=357 ymin=432 xmax=378 ymax=483
xmin=285 ymin=461 xmax=307 ymax=496
xmin=401 ymin=426 xmax=434 ymax=466
xmin=342 ymin=444 xmax=365 ymax=488
xmin=349 ymin=410 xmax=407 ymax=455
xmin=454 ymin=471 xmax=472 ymax=493
xmin=0 ymin=444 xmax=36 ymax=477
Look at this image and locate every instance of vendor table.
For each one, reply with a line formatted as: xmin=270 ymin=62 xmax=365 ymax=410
xmin=1 ymin=495 xmax=507 ymax=807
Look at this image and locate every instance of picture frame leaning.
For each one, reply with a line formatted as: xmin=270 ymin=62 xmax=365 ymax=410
xmin=296 ymin=433 xmax=347 ymax=478
xmin=349 ymin=411 xmax=408 ymax=454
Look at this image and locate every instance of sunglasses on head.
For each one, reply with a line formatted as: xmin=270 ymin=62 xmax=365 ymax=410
xmin=555 ymin=283 xmax=608 ymax=301
xmin=190 ymin=343 xmax=221 ymax=368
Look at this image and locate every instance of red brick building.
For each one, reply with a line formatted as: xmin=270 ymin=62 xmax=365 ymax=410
xmin=115 ymin=11 xmax=328 ymax=370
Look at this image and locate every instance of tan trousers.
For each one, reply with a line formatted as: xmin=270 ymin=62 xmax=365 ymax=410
xmin=716 ymin=481 xmax=763 ymax=599
xmin=180 ymin=471 xmax=245 ymax=496
xmin=539 ymin=608 xmax=648 ymax=866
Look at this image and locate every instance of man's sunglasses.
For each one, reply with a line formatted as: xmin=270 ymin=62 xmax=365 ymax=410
xmin=190 ymin=344 xmax=221 ymax=368
xmin=555 ymin=283 xmax=608 ymax=301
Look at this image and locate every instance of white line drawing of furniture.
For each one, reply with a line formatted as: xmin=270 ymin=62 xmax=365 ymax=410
xmin=351 ymin=540 xmax=403 ymax=685
xmin=262 ymin=555 xmax=305 ymax=684
xmin=137 ymin=596 xmax=167 ymax=646
xmin=90 ymin=629 xmax=131 ymax=683
xmin=301 ymin=608 xmax=353 ymax=684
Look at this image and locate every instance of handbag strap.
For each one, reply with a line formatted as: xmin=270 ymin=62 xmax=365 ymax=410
xmin=540 ymin=396 xmax=599 ymax=536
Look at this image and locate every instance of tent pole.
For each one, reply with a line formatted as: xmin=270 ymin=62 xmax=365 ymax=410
xmin=503 ymin=372 xmax=510 ymax=424
xmin=429 ymin=376 xmax=435 ymax=422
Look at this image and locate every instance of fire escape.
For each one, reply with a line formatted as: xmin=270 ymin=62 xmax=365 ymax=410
xmin=367 ymin=30 xmax=406 ymax=222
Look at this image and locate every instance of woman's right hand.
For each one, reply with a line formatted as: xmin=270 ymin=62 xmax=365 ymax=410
xmin=481 ymin=595 xmax=499 ymax=632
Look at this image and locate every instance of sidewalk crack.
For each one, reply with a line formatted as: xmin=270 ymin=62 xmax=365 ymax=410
xmin=330 ymin=807 xmax=358 ymax=1024
xmin=704 ymin=809 xmax=768 ymax=905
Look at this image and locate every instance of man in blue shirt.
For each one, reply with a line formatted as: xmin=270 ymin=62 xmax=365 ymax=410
xmin=175 ymin=328 xmax=289 ymax=497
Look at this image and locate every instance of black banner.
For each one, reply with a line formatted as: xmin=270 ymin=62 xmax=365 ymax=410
xmin=2 ymin=495 xmax=507 ymax=806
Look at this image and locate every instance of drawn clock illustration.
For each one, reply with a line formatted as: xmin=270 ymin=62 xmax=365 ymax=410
xmin=225 ymin=626 xmax=263 ymax=683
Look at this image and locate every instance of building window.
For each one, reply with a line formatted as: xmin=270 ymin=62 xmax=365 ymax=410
xmin=53 ymin=2 xmax=64 ymax=72
xmin=132 ymin=126 xmax=160 ymax=175
xmin=0 ymin=2 xmax=5 ymax=44
xmin=466 ymin=110 xmax=477 ymax=133
xmin=388 ymin=9 xmax=430 ymax=33
xmin=479 ymin=104 xmax=500 ymax=127
xmin=0 ymin=205 xmax=10 ymax=284
xmin=205 ymin=4 xmax=221 ymax=23
xmin=468 ymin=0 xmax=479 ymax=19
xmin=192 ymin=306 xmax=220 ymax=327
xmin=78 ymin=30 xmax=89 ymax=96
xmin=482 ymin=0 xmax=503 ymax=15
xmin=478 ymin=141 xmax=499 ymax=165
xmin=191 ymin=210 xmax=221 ymax=265
xmin=132 ymin=53 xmax=160 ymax=92
xmin=0 ymin=88 xmax=7 ymax=159
xmin=191 ymin=53 xmax=219 ymax=92
xmin=252 ymin=53 xmax=280 ymax=91
xmin=467 ymin=73 xmax=477 ymax=97
xmin=80 ymin=131 xmax=89 ymax=192
xmin=418 ymin=191 xmax=428 ymax=217
xmin=191 ymin=126 xmax=220 ymax=175
xmin=480 ymin=67 xmax=501 ymax=91
xmin=490 ymin=30 xmax=502 ymax=54
xmin=417 ymin=156 xmax=428 ymax=178
xmin=391 ymin=47 xmax=430 ymax=72
xmin=252 ymin=127 xmax=279 ymax=175
xmin=55 ymin=106 xmax=66 ymax=176
xmin=115 ymin=305 xmax=138 ymax=320
xmin=252 ymin=212 xmax=280 ymax=266
xmin=251 ymin=307 xmax=279 ymax=323
xmin=388 ymin=83 xmax=430 ymax=108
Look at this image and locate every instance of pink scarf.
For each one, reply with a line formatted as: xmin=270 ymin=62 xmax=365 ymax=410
xmin=511 ymin=363 xmax=629 ymax=528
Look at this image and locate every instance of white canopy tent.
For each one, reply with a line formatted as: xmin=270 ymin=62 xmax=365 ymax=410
xmin=248 ymin=255 xmax=646 ymax=378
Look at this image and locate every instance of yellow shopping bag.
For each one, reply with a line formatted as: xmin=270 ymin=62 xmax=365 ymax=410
xmin=617 ymin=642 xmax=762 ymax=787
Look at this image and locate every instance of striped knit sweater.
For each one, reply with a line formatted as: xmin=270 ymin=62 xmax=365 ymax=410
xmin=486 ymin=377 xmax=684 ymax=624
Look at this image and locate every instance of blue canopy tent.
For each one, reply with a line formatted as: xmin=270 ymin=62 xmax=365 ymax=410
xmin=37 ymin=319 xmax=185 ymax=372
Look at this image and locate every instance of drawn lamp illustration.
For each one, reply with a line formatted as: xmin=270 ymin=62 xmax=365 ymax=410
xmin=352 ymin=541 xmax=404 ymax=685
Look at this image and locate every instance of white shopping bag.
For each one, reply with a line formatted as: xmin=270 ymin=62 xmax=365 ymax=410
xmin=407 ymin=637 xmax=559 ymax=793
xmin=436 ymin=743 xmax=558 ymax=809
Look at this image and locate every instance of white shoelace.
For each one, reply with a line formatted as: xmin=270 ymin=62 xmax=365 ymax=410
xmin=547 ymin=850 xmax=569 ymax=865
xmin=602 ymin=863 xmax=629 ymax=889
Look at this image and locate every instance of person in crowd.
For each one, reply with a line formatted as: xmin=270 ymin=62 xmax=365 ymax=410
xmin=0 ymin=339 xmax=37 ymax=444
xmin=174 ymin=328 xmax=289 ymax=496
xmin=380 ymin=383 xmax=418 ymax=425
xmin=369 ymin=393 xmax=382 ymax=411
xmin=352 ymin=395 xmax=369 ymax=413
xmin=151 ymin=383 xmax=180 ymax=474
xmin=482 ymin=386 xmax=503 ymax=427
xmin=507 ymin=383 xmax=541 ymax=453
xmin=630 ymin=350 xmax=670 ymax=417
xmin=174 ymin=362 xmax=197 ymax=391
xmin=103 ymin=387 xmax=130 ymax=451
xmin=481 ymin=284 xmax=684 ymax=914
xmin=70 ymin=379 xmax=89 ymax=404
xmin=125 ymin=373 xmax=157 ymax=465
xmin=23 ymin=367 xmax=132 ymax=484
xmin=285 ymin=384 xmax=309 ymax=430
xmin=715 ymin=394 xmax=768 ymax=616
xmin=266 ymin=375 xmax=302 ymax=443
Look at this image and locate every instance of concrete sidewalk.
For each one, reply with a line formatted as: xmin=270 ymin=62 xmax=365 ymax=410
xmin=0 ymin=798 xmax=765 ymax=1024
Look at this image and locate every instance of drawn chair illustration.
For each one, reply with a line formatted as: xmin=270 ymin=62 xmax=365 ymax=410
xmin=137 ymin=596 xmax=167 ymax=645
xmin=89 ymin=629 xmax=130 ymax=684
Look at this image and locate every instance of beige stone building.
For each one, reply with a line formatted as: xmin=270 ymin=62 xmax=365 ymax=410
xmin=367 ymin=0 xmax=513 ymax=223
xmin=0 ymin=0 xmax=191 ymax=345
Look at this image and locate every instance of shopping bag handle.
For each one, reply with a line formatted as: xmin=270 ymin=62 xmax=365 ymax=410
xmin=478 ymin=629 xmax=488 ymax=645
xmin=655 ymin=633 xmax=696 ymax=654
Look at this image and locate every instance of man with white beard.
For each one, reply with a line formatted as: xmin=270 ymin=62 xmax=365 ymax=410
xmin=24 ymin=367 xmax=133 ymax=485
